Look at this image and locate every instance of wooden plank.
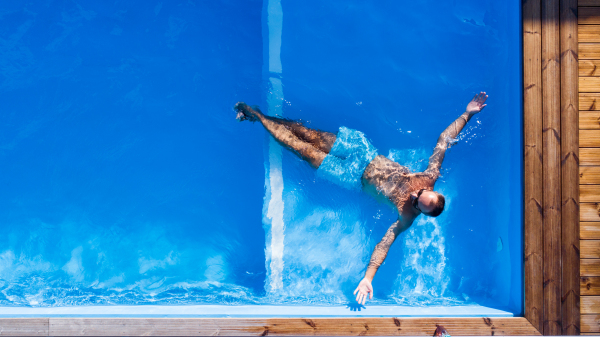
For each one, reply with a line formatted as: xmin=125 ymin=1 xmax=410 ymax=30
xmin=579 ymin=61 xmax=600 ymax=77
xmin=581 ymin=185 xmax=600 ymax=202
xmin=562 ymin=0 xmax=580 ymax=332
xmin=580 ymin=25 xmax=600 ymax=43
xmin=47 ymin=317 xmax=542 ymax=336
xmin=580 ymin=0 xmax=600 ymax=6
xmin=581 ymin=7 xmax=600 ymax=24
xmin=581 ymin=43 xmax=600 ymax=59
xmin=580 ymin=112 xmax=600 ymax=128
xmin=582 ymin=314 xmax=600 ymax=332
xmin=542 ymin=0 xmax=561 ymax=334
xmin=582 ymin=148 xmax=600 ymax=165
xmin=582 ymin=259 xmax=600 ymax=275
xmin=581 ymin=276 xmax=600 ymax=295
xmin=582 ymin=203 xmax=600 ymax=221
xmin=580 ymin=94 xmax=600 ymax=110
xmin=581 ymin=167 xmax=600 ymax=184
xmin=582 ymin=222 xmax=600 ymax=238
xmin=580 ymin=130 xmax=600 ymax=146
xmin=583 ymin=296 xmax=600 ymax=314
xmin=0 ymin=319 xmax=48 ymax=336
xmin=582 ymin=240 xmax=600 ymax=258
xmin=582 ymin=148 xmax=600 ymax=166
xmin=523 ymin=0 xmax=543 ymax=332
xmin=580 ymin=77 xmax=600 ymax=92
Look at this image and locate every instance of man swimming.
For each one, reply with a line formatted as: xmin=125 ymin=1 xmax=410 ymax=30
xmin=233 ymin=92 xmax=488 ymax=305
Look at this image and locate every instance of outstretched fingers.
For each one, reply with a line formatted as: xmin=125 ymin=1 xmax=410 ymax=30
xmin=354 ymin=287 xmax=368 ymax=304
xmin=477 ymin=92 xmax=488 ymax=103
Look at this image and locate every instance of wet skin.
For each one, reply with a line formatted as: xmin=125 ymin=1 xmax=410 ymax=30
xmin=234 ymin=92 xmax=488 ymax=305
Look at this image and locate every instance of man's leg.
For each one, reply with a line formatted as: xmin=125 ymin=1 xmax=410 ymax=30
xmin=275 ymin=119 xmax=337 ymax=153
xmin=234 ymin=102 xmax=335 ymax=168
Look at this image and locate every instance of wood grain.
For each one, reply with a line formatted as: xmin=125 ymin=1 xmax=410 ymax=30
xmin=582 ymin=203 xmax=600 ymax=221
xmin=580 ymin=0 xmax=600 ymax=6
xmin=580 ymin=77 xmax=600 ymax=92
xmin=523 ymin=0 xmax=544 ymax=332
xmin=0 ymin=319 xmax=48 ymax=336
xmin=580 ymin=25 xmax=600 ymax=42
xmin=579 ymin=61 xmax=600 ymax=77
xmin=542 ymin=0 xmax=561 ymax=333
xmin=46 ymin=317 xmax=541 ymax=336
xmin=580 ymin=94 xmax=600 ymax=110
xmin=582 ymin=148 xmax=600 ymax=165
xmin=580 ymin=130 xmax=600 ymax=147
xmin=582 ymin=296 xmax=600 ymax=314
xmin=583 ymin=222 xmax=600 ymax=238
xmin=581 ymin=43 xmax=600 ymax=59
xmin=580 ymin=112 xmax=600 ymax=128
xmin=582 ymin=240 xmax=600 ymax=258
xmin=582 ymin=314 xmax=600 ymax=332
xmin=523 ymin=0 xmax=543 ymax=331
xmin=581 ymin=185 xmax=600 ymax=202
xmin=562 ymin=0 xmax=580 ymax=331
xmin=582 ymin=276 xmax=600 ymax=295
xmin=582 ymin=259 xmax=600 ymax=276
xmin=581 ymin=167 xmax=600 ymax=184
xmin=581 ymin=7 xmax=600 ymax=24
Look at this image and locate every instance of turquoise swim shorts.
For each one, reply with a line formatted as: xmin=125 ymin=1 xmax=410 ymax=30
xmin=316 ymin=126 xmax=378 ymax=191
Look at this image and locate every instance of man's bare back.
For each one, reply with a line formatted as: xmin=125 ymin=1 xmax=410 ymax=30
xmin=362 ymin=155 xmax=435 ymax=217
xmin=233 ymin=92 xmax=488 ymax=305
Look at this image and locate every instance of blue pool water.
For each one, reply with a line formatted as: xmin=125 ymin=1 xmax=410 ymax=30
xmin=0 ymin=0 xmax=522 ymax=315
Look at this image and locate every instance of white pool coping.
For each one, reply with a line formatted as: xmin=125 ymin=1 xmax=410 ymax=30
xmin=0 ymin=304 xmax=514 ymax=317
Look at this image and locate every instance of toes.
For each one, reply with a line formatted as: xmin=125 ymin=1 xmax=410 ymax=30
xmin=234 ymin=102 xmax=247 ymax=111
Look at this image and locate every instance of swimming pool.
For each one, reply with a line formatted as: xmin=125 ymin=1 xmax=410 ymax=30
xmin=0 ymin=0 xmax=522 ymax=316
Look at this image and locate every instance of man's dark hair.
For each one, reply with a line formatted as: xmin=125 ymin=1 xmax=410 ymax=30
xmin=425 ymin=192 xmax=445 ymax=217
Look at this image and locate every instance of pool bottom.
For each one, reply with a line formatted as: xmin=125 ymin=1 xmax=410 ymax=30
xmin=0 ymin=304 xmax=513 ymax=317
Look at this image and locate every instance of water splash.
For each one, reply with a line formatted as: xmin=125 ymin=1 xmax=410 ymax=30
xmin=390 ymin=197 xmax=464 ymax=306
xmin=387 ymin=148 xmax=429 ymax=173
xmin=265 ymin=207 xmax=370 ymax=304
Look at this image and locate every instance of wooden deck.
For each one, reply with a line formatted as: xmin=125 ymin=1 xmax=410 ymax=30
xmin=523 ymin=0 xmax=581 ymax=334
xmin=580 ymin=1 xmax=600 ymax=334
xmin=0 ymin=317 xmax=543 ymax=336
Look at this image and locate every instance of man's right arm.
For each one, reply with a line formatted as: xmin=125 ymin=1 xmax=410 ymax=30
xmin=425 ymin=92 xmax=488 ymax=180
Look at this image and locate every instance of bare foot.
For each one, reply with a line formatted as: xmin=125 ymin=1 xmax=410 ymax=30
xmin=234 ymin=102 xmax=260 ymax=122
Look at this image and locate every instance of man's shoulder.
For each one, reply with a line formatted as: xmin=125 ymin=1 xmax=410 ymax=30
xmin=395 ymin=214 xmax=416 ymax=232
xmin=396 ymin=207 xmax=417 ymax=227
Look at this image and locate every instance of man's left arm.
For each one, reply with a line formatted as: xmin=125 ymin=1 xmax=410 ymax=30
xmin=425 ymin=92 xmax=488 ymax=179
xmin=353 ymin=218 xmax=412 ymax=305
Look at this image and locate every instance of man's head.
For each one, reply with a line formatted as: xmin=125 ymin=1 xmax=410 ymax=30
xmin=411 ymin=189 xmax=445 ymax=217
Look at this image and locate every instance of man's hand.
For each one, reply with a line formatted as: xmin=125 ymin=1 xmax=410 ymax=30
xmin=353 ymin=278 xmax=373 ymax=305
xmin=465 ymin=91 xmax=488 ymax=115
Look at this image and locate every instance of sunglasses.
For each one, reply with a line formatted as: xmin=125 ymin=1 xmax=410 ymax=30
xmin=412 ymin=189 xmax=427 ymax=212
